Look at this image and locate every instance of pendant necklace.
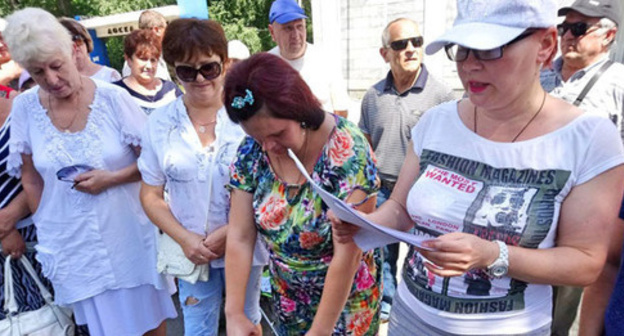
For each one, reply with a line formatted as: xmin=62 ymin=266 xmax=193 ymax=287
xmin=188 ymin=113 xmax=217 ymax=134
xmin=473 ymin=90 xmax=547 ymax=142
xmin=47 ymin=79 xmax=83 ymax=133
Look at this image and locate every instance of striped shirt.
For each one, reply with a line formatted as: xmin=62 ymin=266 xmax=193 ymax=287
xmin=0 ymin=115 xmax=22 ymax=210
xmin=359 ymin=65 xmax=456 ymax=182
xmin=113 ymin=79 xmax=182 ymax=115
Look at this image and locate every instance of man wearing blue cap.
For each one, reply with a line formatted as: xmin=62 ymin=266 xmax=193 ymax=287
xmin=539 ymin=1 xmax=624 ymax=335
xmin=268 ymin=0 xmax=350 ymax=118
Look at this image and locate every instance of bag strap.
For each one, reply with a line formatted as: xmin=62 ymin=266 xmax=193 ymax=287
xmin=4 ymin=256 xmax=55 ymax=314
xmin=4 ymin=256 xmax=16 ymax=313
xmin=204 ymin=148 xmax=215 ymax=233
xmin=574 ymin=60 xmax=613 ymax=106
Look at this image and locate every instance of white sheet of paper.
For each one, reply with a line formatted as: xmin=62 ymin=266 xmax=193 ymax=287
xmin=287 ymin=149 xmax=432 ymax=251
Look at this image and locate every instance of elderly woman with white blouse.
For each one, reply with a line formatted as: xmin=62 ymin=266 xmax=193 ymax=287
xmin=4 ymin=8 xmax=175 ymax=336
xmin=138 ymin=18 xmax=267 ymax=336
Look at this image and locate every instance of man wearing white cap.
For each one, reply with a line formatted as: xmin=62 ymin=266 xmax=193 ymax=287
xmin=539 ymin=1 xmax=624 ymax=335
xmin=228 ymin=40 xmax=250 ymax=64
xmin=268 ymin=0 xmax=350 ymax=118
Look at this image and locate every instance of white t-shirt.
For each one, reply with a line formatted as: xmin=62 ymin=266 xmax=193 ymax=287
xmin=398 ymin=101 xmax=624 ymax=334
xmin=8 ymin=81 xmax=168 ymax=305
xmin=138 ymin=98 xmax=268 ymax=268
xmin=90 ymin=66 xmax=122 ymax=83
xmin=269 ymin=43 xmax=350 ymax=113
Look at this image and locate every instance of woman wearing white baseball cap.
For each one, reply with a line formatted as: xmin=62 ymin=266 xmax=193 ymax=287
xmin=331 ymin=0 xmax=624 ymax=334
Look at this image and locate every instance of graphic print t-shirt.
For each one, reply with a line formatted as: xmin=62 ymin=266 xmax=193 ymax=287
xmin=399 ymin=101 xmax=624 ymax=335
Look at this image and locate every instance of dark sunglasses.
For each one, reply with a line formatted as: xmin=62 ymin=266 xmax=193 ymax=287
xmin=444 ymin=30 xmax=535 ymax=62
xmin=175 ymin=62 xmax=222 ymax=82
xmin=557 ymin=22 xmax=598 ymax=37
xmin=389 ymin=36 xmax=424 ymax=51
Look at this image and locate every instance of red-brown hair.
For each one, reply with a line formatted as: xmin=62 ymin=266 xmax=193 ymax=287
xmin=224 ymin=52 xmax=324 ymax=130
xmin=123 ymin=29 xmax=161 ymax=59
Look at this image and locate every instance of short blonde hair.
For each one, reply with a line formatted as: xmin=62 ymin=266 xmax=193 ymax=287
xmin=138 ymin=10 xmax=167 ymax=29
xmin=4 ymin=8 xmax=73 ymax=68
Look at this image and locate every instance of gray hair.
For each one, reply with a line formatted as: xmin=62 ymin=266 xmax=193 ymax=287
xmin=381 ymin=18 xmax=419 ymax=48
xmin=4 ymin=8 xmax=73 ymax=67
xmin=597 ymin=17 xmax=617 ymax=48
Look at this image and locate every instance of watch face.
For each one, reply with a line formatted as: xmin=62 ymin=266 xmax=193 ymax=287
xmin=492 ymin=265 xmax=508 ymax=278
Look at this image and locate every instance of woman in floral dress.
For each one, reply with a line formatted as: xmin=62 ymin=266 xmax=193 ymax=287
xmin=223 ymin=53 xmax=382 ymax=336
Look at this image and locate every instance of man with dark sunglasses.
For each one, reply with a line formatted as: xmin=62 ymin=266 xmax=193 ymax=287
xmin=359 ymin=18 xmax=454 ymax=322
xmin=539 ymin=1 xmax=624 ymax=336
xmin=267 ymin=0 xmax=350 ymax=118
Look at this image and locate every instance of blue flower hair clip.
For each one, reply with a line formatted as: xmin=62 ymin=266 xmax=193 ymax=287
xmin=231 ymin=89 xmax=254 ymax=109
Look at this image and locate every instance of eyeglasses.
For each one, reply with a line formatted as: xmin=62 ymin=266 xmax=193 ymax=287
xmin=389 ymin=36 xmax=424 ymax=51
xmin=557 ymin=22 xmax=599 ymax=37
xmin=174 ymin=62 xmax=222 ymax=82
xmin=444 ymin=30 xmax=535 ymax=62
xmin=72 ymin=35 xmax=85 ymax=47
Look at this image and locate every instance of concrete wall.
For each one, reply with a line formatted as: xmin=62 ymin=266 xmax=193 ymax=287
xmin=314 ymin=0 xmax=624 ymax=104
xmin=339 ymin=0 xmax=426 ymax=97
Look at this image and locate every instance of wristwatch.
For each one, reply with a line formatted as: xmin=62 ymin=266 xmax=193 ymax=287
xmin=486 ymin=240 xmax=509 ymax=279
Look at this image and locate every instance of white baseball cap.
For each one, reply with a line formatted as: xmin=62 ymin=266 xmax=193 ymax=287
xmin=228 ymin=40 xmax=250 ymax=60
xmin=426 ymin=0 xmax=558 ymax=55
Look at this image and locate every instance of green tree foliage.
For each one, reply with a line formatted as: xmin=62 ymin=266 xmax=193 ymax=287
xmin=208 ymin=0 xmax=313 ymax=54
xmin=0 ymin=0 xmax=175 ymax=18
xmin=1 ymin=0 xmax=313 ymax=70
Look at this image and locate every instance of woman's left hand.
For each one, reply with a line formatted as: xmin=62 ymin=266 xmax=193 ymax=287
xmin=1 ymin=229 xmax=26 ymax=259
xmin=73 ymin=169 xmax=116 ymax=195
xmin=328 ymin=209 xmax=361 ymax=244
xmin=203 ymin=230 xmax=226 ymax=259
xmin=419 ymin=232 xmax=499 ymax=277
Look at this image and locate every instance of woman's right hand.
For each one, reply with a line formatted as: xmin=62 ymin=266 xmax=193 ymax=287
xmin=0 ymin=208 xmax=17 ymax=240
xmin=328 ymin=209 xmax=360 ymax=244
xmin=180 ymin=232 xmax=218 ymax=265
xmin=226 ymin=313 xmax=261 ymax=336
xmin=1 ymin=229 xmax=26 ymax=259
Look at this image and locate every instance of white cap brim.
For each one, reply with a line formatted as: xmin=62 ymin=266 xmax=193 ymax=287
xmin=425 ymin=22 xmax=526 ymax=55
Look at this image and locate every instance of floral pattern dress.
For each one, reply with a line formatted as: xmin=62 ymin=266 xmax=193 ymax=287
xmin=230 ymin=117 xmax=382 ymax=335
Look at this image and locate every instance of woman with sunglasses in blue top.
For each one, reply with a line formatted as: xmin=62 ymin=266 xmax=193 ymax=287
xmin=331 ymin=0 xmax=624 ymax=335
xmin=138 ymin=18 xmax=268 ymax=336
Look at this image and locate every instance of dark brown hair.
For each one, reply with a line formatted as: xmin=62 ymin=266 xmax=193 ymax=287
xmin=162 ymin=18 xmax=227 ymax=66
xmin=123 ymin=29 xmax=161 ymax=60
xmin=224 ymin=52 xmax=324 ymax=130
xmin=59 ymin=17 xmax=93 ymax=53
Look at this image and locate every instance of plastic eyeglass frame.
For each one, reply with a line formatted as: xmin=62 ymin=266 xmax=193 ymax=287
xmin=444 ymin=30 xmax=536 ymax=62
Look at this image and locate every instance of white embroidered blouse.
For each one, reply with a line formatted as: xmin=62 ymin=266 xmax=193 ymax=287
xmin=138 ymin=97 xmax=268 ymax=268
xmin=8 ymin=81 xmax=168 ymax=305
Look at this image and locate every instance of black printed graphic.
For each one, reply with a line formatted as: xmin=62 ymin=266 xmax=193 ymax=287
xmin=402 ymin=150 xmax=571 ymax=313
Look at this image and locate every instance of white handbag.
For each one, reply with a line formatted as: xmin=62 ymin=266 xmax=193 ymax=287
xmin=157 ymin=233 xmax=209 ymax=284
xmin=156 ymin=150 xmax=216 ymax=285
xmin=0 ymin=256 xmax=75 ymax=336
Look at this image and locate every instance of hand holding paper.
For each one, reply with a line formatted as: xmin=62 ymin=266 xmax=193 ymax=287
xmin=287 ymin=149 xmax=432 ymax=251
